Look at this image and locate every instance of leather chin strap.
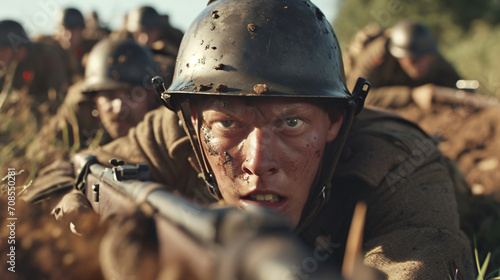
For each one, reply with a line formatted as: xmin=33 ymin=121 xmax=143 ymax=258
xmin=176 ymin=102 xmax=222 ymax=200
xmin=294 ymin=105 xmax=356 ymax=234
xmin=294 ymin=78 xmax=370 ymax=233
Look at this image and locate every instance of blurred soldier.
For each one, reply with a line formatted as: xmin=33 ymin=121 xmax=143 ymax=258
xmin=83 ymin=11 xmax=111 ymax=41
xmin=345 ymin=20 xmax=462 ymax=110
xmin=28 ymin=1 xmax=474 ymax=279
xmin=26 ymin=39 xmax=159 ymax=168
xmin=0 ymin=19 xmax=68 ymax=116
xmin=35 ymin=8 xmax=99 ymax=83
xmin=114 ymin=6 xmax=183 ymax=86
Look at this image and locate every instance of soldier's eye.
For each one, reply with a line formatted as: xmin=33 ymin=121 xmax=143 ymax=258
xmin=216 ymin=120 xmax=234 ymax=128
xmin=284 ymin=117 xmax=303 ymax=128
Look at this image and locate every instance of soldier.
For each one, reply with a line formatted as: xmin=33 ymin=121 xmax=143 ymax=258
xmin=35 ymin=8 xmax=100 ymax=83
xmin=0 ymin=19 xmax=68 ymax=116
xmin=121 ymin=6 xmax=183 ymax=86
xmin=29 ymin=0 xmax=474 ymax=279
xmin=82 ymin=11 xmax=111 ymax=41
xmin=26 ymin=38 xmax=159 ymax=168
xmin=344 ymin=21 xmax=462 ymax=110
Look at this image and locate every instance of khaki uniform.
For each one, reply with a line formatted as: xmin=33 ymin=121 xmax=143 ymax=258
xmin=345 ymin=33 xmax=461 ymax=108
xmin=25 ymin=82 xmax=110 ymax=169
xmin=27 ymin=105 xmax=474 ymax=279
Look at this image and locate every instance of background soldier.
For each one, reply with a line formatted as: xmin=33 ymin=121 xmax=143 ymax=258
xmin=26 ymin=39 xmax=160 ymax=169
xmin=111 ymin=6 xmax=183 ymax=87
xmin=0 ymin=19 xmax=68 ymax=117
xmin=344 ymin=20 xmax=462 ymax=110
xmin=35 ymin=8 xmax=101 ymax=83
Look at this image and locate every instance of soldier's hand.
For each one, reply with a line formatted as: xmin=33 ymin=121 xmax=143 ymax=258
xmin=51 ymin=189 xmax=97 ymax=235
xmin=411 ymin=84 xmax=435 ymax=110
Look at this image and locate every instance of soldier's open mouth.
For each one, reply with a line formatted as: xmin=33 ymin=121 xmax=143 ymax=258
xmin=243 ymin=194 xmax=284 ymax=203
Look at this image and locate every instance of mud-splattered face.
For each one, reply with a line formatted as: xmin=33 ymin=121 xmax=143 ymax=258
xmin=192 ymin=97 xmax=343 ymax=228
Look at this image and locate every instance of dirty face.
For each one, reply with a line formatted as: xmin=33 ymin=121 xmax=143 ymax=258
xmin=192 ymin=96 xmax=343 ymax=228
xmin=397 ymin=53 xmax=434 ymax=80
xmin=94 ymin=88 xmax=151 ymax=139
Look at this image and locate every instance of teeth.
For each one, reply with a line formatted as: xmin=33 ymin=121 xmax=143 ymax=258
xmin=250 ymin=194 xmax=280 ymax=203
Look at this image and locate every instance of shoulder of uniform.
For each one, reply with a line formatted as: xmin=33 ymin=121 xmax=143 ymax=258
xmin=335 ymin=106 xmax=440 ymax=188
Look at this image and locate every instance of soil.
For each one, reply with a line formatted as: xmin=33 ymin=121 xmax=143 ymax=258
xmin=389 ymin=102 xmax=500 ymax=201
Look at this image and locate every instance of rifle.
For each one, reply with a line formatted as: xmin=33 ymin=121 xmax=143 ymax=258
xmin=432 ymin=81 xmax=498 ymax=110
xmin=72 ymin=153 xmax=341 ymax=280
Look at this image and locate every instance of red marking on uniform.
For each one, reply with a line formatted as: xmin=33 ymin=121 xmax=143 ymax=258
xmin=22 ymin=71 xmax=33 ymax=83
xmin=74 ymin=48 xmax=84 ymax=58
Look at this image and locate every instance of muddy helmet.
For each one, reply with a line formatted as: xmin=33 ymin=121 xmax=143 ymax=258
xmin=389 ymin=20 xmax=437 ymax=58
xmin=57 ymin=8 xmax=85 ymax=29
xmin=0 ymin=20 xmax=30 ymax=49
xmin=82 ymin=38 xmax=157 ymax=93
xmin=153 ymin=0 xmax=369 ymax=231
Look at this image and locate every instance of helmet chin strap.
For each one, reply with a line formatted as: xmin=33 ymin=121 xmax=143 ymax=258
xmin=176 ymin=101 xmax=223 ymax=200
xmin=294 ymin=105 xmax=356 ymax=234
xmin=295 ymin=78 xmax=370 ymax=233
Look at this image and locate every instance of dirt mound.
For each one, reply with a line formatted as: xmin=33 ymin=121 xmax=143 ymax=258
xmin=390 ymin=102 xmax=500 ymax=201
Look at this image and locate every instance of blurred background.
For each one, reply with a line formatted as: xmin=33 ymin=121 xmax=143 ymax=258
xmin=2 ymin=0 xmax=499 ymax=97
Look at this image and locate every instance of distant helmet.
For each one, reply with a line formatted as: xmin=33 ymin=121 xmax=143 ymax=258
xmin=0 ymin=20 xmax=31 ymax=49
xmin=82 ymin=38 xmax=157 ymax=93
xmin=154 ymin=0 xmax=370 ymax=231
xmin=389 ymin=20 xmax=437 ymax=58
xmin=57 ymin=8 xmax=85 ymax=29
xmin=126 ymin=6 xmax=165 ymax=33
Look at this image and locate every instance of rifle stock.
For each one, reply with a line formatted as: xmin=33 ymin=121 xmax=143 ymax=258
xmin=72 ymin=153 xmax=340 ymax=280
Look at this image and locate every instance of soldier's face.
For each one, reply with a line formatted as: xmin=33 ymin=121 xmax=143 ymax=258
xmin=94 ymin=88 xmax=151 ymax=139
xmin=398 ymin=53 xmax=434 ymax=80
xmin=192 ymin=97 xmax=343 ymax=228
xmin=0 ymin=47 xmax=15 ymax=68
xmin=58 ymin=27 xmax=83 ymax=49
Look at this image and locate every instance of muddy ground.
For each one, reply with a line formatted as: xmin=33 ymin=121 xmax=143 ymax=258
xmin=390 ymin=102 xmax=500 ymax=201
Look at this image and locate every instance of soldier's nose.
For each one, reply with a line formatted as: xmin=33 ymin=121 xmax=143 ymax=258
xmin=241 ymin=128 xmax=279 ymax=176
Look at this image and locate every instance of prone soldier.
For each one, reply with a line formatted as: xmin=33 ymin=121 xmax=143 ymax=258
xmin=34 ymin=8 xmax=100 ymax=83
xmin=344 ymin=20 xmax=463 ymax=110
xmin=28 ymin=1 xmax=475 ymax=279
xmin=0 ymin=19 xmax=69 ymax=117
xmin=25 ymin=39 xmax=160 ymax=169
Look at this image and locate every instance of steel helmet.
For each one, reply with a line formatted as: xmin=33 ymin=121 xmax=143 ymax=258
xmin=126 ymin=6 xmax=166 ymax=33
xmin=82 ymin=38 xmax=157 ymax=93
xmin=0 ymin=20 xmax=30 ymax=49
xmin=389 ymin=20 xmax=437 ymax=58
xmin=153 ymin=0 xmax=369 ymax=231
xmin=57 ymin=8 xmax=85 ymax=29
